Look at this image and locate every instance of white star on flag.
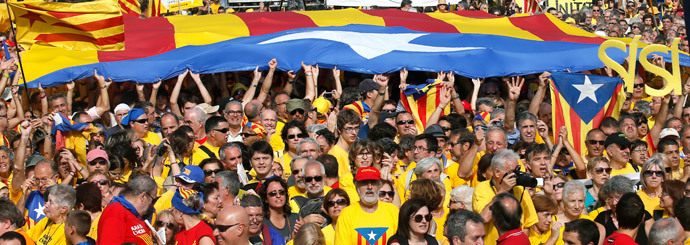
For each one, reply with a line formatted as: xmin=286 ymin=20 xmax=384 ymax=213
xmin=368 ymin=231 xmax=377 ymax=240
xmin=33 ymin=202 xmax=45 ymax=219
xmin=572 ymin=75 xmax=604 ymax=103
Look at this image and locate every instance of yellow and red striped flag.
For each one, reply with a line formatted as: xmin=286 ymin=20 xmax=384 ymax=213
xmin=9 ymin=1 xmax=126 ymax=51
xmin=400 ymin=79 xmax=451 ymax=133
xmin=119 ymin=0 xmax=165 ymax=17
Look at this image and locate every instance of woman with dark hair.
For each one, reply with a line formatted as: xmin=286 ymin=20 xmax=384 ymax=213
xmin=259 ymin=176 xmax=299 ymax=242
xmin=278 ymin=120 xmax=308 ymax=177
xmin=155 ymin=126 xmax=205 ymax=185
xmin=388 ymin=198 xmax=438 ymax=245
xmin=659 ymin=180 xmax=685 ymax=218
xmin=75 ymin=182 xmax=103 ymax=240
xmin=171 ymin=187 xmax=215 ymax=245
xmin=53 ymin=148 xmax=82 ymax=185
xmin=199 ymin=158 xmax=223 ymax=184
xmin=199 ymin=182 xmax=222 ymax=223
xmin=321 ymin=188 xmax=350 ymax=245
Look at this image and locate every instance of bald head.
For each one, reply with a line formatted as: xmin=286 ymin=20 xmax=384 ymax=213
xmin=215 ymin=205 xmax=249 ymax=245
xmin=245 ymin=100 xmax=263 ymax=121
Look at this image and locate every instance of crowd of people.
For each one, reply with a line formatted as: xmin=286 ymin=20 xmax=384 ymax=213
xmin=0 ymin=0 xmax=687 ymax=245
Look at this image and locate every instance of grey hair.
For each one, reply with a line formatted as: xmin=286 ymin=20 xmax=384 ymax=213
xmin=302 ymin=160 xmax=325 ymax=175
xmin=122 ymin=174 xmax=157 ymax=198
xmin=414 ymin=157 xmax=443 ymax=178
xmin=649 ymin=218 xmax=683 ymax=245
xmin=259 ymin=109 xmax=277 ymax=121
xmin=640 ymin=157 xmax=667 ymax=190
xmin=635 ymin=100 xmax=652 ymax=118
xmin=225 ymin=101 xmax=243 ymax=114
xmin=599 ymin=175 xmax=634 ymax=201
xmin=47 ymin=184 xmax=76 ymax=210
xmin=491 ymin=108 xmax=506 ymax=121
xmin=450 ymin=185 xmax=474 ymax=207
xmin=516 ymin=112 xmax=537 ymax=128
xmin=188 ymin=106 xmax=208 ymax=124
xmin=476 ymin=97 xmax=494 ymax=109
xmin=485 ymin=126 xmax=508 ymax=144
xmin=218 ymin=142 xmax=242 ymax=160
xmin=216 ymin=170 xmax=241 ymax=197
xmin=306 ymin=124 xmax=327 ymax=135
xmin=445 ymin=209 xmax=484 ymax=243
xmin=562 ymin=180 xmax=586 ymax=201
xmin=491 ymin=149 xmax=519 ymax=172
xmin=0 ymin=146 xmax=14 ymax=163
xmin=290 ymin=155 xmax=314 ymax=173
xmin=296 ymin=138 xmax=320 ymax=154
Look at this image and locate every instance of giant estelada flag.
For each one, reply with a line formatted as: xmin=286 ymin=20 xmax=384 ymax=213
xmin=401 ymin=79 xmax=450 ymax=134
xmin=550 ymin=72 xmax=626 ymax=155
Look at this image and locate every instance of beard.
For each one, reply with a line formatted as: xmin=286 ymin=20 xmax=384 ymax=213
xmin=357 ymin=189 xmax=378 ymax=205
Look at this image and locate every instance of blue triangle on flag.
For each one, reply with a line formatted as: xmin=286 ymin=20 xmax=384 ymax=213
xmin=550 ymin=72 xmax=623 ymax=124
xmin=355 ymin=227 xmax=388 ymax=245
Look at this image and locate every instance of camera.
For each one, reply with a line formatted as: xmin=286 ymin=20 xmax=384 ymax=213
xmin=155 ymin=143 xmax=167 ymax=156
xmin=512 ymin=170 xmax=537 ymax=188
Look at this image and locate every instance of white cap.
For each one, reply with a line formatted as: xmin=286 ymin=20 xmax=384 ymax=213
xmin=660 ymin=128 xmax=680 ymax=139
xmin=113 ymin=103 xmax=130 ymax=114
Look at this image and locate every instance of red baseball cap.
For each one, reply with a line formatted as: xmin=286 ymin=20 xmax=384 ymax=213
xmin=355 ymin=167 xmax=380 ymax=182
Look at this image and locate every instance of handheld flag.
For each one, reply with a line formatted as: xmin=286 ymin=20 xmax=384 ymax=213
xmin=550 ymin=72 xmax=626 ymax=155
xmin=400 ymin=79 xmax=451 ymax=133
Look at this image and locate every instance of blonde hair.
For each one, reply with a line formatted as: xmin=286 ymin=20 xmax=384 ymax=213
xmin=292 ymin=222 xmax=326 ymax=245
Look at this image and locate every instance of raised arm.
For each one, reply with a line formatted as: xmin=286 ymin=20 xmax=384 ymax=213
xmin=0 ymin=59 xmax=15 ymax=98
xmin=427 ymin=74 xmax=453 ymax=127
xmin=283 ymin=70 xmax=296 ymax=95
xmin=470 ymin=78 xmax=482 ymax=112
xmin=11 ymin=121 xmax=32 ymax=192
xmin=149 ymin=79 xmax=162 ymax=106
xmin=219 ymin=73 xmax=230 ymax=99
xmin=93 ymin=70 xmax=111 ymax=117
xmin=368 ymin=74 xmax=391 ymax=128
xmin=257 ymin=59 xmax=277 ymax=104
xmin=303 ymin=63 xmax=317 ymax=102
xmin=39 ymin=84 xmax=48 ymax=117
xmin=66 ymin=81 xmax=75 ymax=115
xmin=190 ymin=71 xmax=212 ymax=104
xmin=560 ymin=126 xmax=586 ymax=178
xmin=136 ymin=82 xmax=146 ymax=102
xmin=503 ymin=76 xmax=524 ymax=134
xmin=333 ymin=66 xmax=343 ymax=103
xmin=529 ymin=72 xmax=550 ymax=116
xmin=242 ymin=66 xmax=262 ymax=106
xmin=169 ymin=70 xmax=189 ymax=116
xmin=7 ymin=86 xmax=24 ymax=130
xmin=650 ymin=95 xmax=671 ymax=146
xmin=457 ymin=127 xmax=483 ymax=179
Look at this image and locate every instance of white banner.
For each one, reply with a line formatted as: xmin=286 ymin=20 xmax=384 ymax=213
xmin=225 ymin=0 xmax=441 ymax=7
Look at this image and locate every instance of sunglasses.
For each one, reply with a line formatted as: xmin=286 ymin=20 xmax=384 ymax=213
xmin=155 ymin=221 xmax=176 ymax=230
xmin=233 ymin=90 xmax=246 ymax=96
xmin=91 ymin=180 xmax=109 ymax=186
xmin=214 ymin=128 xmax=229 ymax=134
xmin=268 ymin=189 xmax=287 ymax=197
xmin=594 ymin=167 xmax=613 ymax=174
xmin=644 ymin=170 xmax=664 ymax=177
xmin=381 ymin=109 xmax=396 ymax=113
xmin=214 ymin=223 xmax=239 ymax=232
xmin=441 ymin=126 xmax=452 ymax=132
xmin=89 ymin=160 xmax=108 ymax=166
xmin=396 ymin=120 xmax=414 ymax=125
xmin=587 ymin=140 xmax=605 ymax=145
xmin=553 ymin=182 xmax=565 ymax=189
xmin=292 ymin=169 xmax=300 ymax=176
xmin=633 ymin=83 xmax=645 ymax=88
xmin=413 ymin=214 xmax=433 ymax=223
xmin=326 ymin=199 xmax=348 ymax=207
xmin=379 ymin=191 xmax=395 ymax=198
xmin=204 ymin=169 xmax=222 ymax=176
xmin=290 ymin=109 xmax=305 ymax=115
xmin=287 ymin=134 xmax=306 ymax=140
xmin=304 ymin=176 xmax=323 ymax=182
xmin=484 ymin=91 xmax=497 ymax=95
xmin=241 ymin=133 xmax=258 ymax=137
xmin=132 ymin=119 xmax=148 ymax=124
xmin=593 ymin=9 xmax=601 ymax=12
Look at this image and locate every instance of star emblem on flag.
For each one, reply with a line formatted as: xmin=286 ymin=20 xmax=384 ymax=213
xmin=572 ymin=75 xmax=604 ymax=103
xmin=355 ymin=227 xmax=388 ymax=245
xmin=33 ymin=202 xmax=45 ymax=220
xmin=550 ymin=72 xmax=624 ymax=124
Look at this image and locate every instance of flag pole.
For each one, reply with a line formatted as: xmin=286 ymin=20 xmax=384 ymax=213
xmin=4 ymin=3 xmax=34 ymax=116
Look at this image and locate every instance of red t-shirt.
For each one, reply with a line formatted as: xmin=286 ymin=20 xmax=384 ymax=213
xmin=604 ymin=232 xmax=639 ymax=245
xmin=496 ymin=228 xmax=530 ymax=245
xmin=195 ymin=136 xmax=208 ymax=145
xmin=174 ymin=221 xmax=217 ymax=245
xmin=97 ymin=202 xmax=154 ymax=245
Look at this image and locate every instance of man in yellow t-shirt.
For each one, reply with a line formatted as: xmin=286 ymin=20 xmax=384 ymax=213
xmin=201 ymin=116 xmax=229 ymax=159
xmin=327 ymin=109 xmax=362 ymax=192
xmin=472 ymin=149 xmax=538 ymax=244
xmin=604 ymin=133 xmax=637 ymax=176
xmin=335 ymin=167 xmax=398 ymax=245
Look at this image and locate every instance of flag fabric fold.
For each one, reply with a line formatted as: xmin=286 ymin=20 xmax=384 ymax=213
xmin=550 ymin=72 xmax=626 ymax=155
xmin=9 ymin=1 xmax=126 ymax=51
xmin=400 ymin=79 xmax=451 ymax=133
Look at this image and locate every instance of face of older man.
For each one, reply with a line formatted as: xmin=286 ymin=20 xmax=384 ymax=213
xmin=303 ymin=164 xmax=324 ymax=196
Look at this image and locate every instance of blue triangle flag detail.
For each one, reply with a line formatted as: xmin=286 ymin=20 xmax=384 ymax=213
xmin=355 ymin=227 xmax=388 ymax=244
xmin=549 ymin=72 xmax=624 ymax=124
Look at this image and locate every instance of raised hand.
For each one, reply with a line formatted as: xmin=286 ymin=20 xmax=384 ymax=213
xmin=94 ymin=70 xmax=107 ymax=87
xmin=538 ymin=71 xmax=551 ymax=87
xmin=507 ymin=76 xmax=524 ymax=101
xmin=332 ymin=66 xmax=340 ymax=79
xmin=268 ymin=58 xmax=277 ymax=70
xmin=287 ymin=70 xmax=297 ymax=81
xmin=374 ymin=74 xmax=390 ymax=88
xmin=66 ymin=81 xmax=75 ymax=91
xmin=152 ymin=79 xmax=162 ymax=90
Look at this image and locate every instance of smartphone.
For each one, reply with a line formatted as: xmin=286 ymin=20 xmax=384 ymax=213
xmin=475 ymin=125 xmax=488 ymax=132
xmin=323 ymin=92 xmax=333 ymax=98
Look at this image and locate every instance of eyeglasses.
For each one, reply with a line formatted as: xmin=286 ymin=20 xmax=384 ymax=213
xmin=132 ymin=119 xmax=148 ymax=124
xmin=593 ymin=9 xmax=601 ymax=12
xmin=214 ymin=128 xmax=229 ymax=134
xmin=633 ymin=83 xmax=645 ymax=88
xmin=204 ymin=169 xmax=222 ymax=176
xmin=241 ymin=132 xmax=258 ymax=137
xmin=643 ymin=170 xmax=664 ymax=177
xmin=91 ymin=180 xmax=109 ymax=186
xmin=343 ymin=126 xmax=360 ymax=133
xmin=632 ymin=148 xmax=647 ymax=153
xmin=304 ymin=176 xmax=323 ymax=182
xmin=155 ymin=221 xmax=176 ymax=230
xmin=381 ymin=109 xmax=396 ymax=113
xmin=553 ymin=182 xmax=565 ymax=189
xmin=379 ymin=191 xmax=394 ymax=198
xmin=594 ymin=167 xmax=612 ymax=174
xmin=290 ymin=109 xmax=305 ymax=115
xmin=357 ymin=152 xmax=372 ymax=159
xmin=632 ymin=26 xmax=640 ymax=29
xmin=326 ymin=199 xmax=348 ymax=207
xmin=227 ymin=110 xmax=242 ymax=115
xmin=396 ymin=120 xmax=414 ymax=125
xmin=412 ymin=146 xmax=428 ymax=152
xmin=287 ymin=134 xmax=306 ymax=140
xmin=441 ymin=126 xmax=451 ymax=132
xmin=215 ymin=223 xmax=239 ymax=232
xmin=88 ymin=160 xmax=108 ymax=166
xmin=413 ymin=214 xmax=433 ymax=223
xmin=587 ymin=140 xmax=605 ymax=145
xmin=268 ymin=189 xmax=286 ymax=197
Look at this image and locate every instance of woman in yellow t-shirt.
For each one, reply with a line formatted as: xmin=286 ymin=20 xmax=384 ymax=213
xmin=529 ymin=194 xmax=561 ymax=245
xmin=321 ymin=188 xmax=351 ymax=245
xmin=637 ymin=158 xmax=666 ymax=217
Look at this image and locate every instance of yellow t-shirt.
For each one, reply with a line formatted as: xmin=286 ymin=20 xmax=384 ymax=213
xmin=637 ymin=189 xmax=662 ymax=216
xmin=87 ymin=213 xmax=101 ymax=240
xmin=322 ymin=224 xmax=335 ymax=245
xmin=671 ymin=158 xmax=685 ymax=180
xmin=472 ymin=180 xmax=539 ymax=244
xmin=200 ymin=142 xmax=220 ymax=158
xmin=28 ymin=219 xmax=66 ymax=245
xmin=334 ymin=201 xmax=399 ymax=245
xmin=141 ymin=131 xmax=162 ymax=146
xmin=610 ymin=163 xmax=637 ymax=176
xmin=269 ymin=121 xmax=285 ymax=157
xmin=154 ymin=189 xmax=175 ymax=213
xmin=444 ymin=162 xmax=470 ymax=188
